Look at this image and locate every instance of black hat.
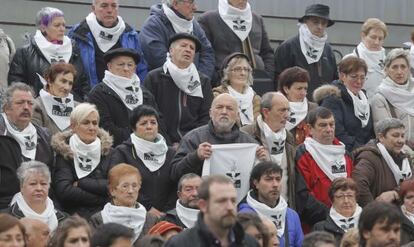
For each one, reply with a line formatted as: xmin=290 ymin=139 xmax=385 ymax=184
xmin=221 ymin=52 xmax=251 ymax=71
xmin=298 ymin=4 xmax=335 ymax=27
xmin=168 ymin=33 xmax=202 ymax=52
xmin=104 ymin=48 xmax=140 ymax=64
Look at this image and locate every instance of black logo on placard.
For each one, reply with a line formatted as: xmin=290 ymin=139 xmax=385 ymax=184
xmin=226 ymin=162 xmax=241 ymax=188
xmin=24 ymin=135 xmax=36 ymax=150
xmin=271 ymin=140 xmax=285 ymax=155
xmin=144 ymin=152 xmax=158 ymax=162
xmin=331 ymin=160 xmax=346 ymax=174
xmin=232 ymin=17 xmax=246 ymax=31
xmin=99 ymin=31 xmax=113 ymax=41
xmin=78 ymin=156 xmax=92 ymax=172
xmin=271 ymin=214 xmax=283 ymax=230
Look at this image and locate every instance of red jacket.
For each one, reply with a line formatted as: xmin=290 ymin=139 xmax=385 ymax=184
xmin=295 ymin=138 xmax=353 ymax=207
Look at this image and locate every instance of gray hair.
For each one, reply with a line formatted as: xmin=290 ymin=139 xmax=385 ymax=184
xmin=35 ymin=7 xmax=64 ymax=29
xmin=2 ymin=82 xmax=35 ymax=112
xmin=92 ymin=0 xmax=119 ymax=6
xmin=260 ymin=92 xmax=285 ymax=116
xmin=384 ymin=48 xmax=410 ymax=69
xmin=16 ymin=161 xmax=51 ymax=186
xmin=177 ymin=173 xmax=201 ymax=192
xmin=375 ymin=118 xmax=405 ymax=137
xmin=221 ymin=56 xmax=253 ymax=87
xmin=70 ymin=103 xmax=99 ymax=127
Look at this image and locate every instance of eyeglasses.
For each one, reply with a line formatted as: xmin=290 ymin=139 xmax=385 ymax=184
xmin=117 ymin=183 xmax=140 ymax=192
xmin=231 ymin=67 xmax=252 ymax=73
xmin=334 ymin=193 xmax=356 ymax=201
xmin=347 ymin=74 xmax=366 ymax=81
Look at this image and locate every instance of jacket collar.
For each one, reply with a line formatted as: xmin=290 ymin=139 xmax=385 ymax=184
xmin=71 ymin=19 xmax=133 ymax=42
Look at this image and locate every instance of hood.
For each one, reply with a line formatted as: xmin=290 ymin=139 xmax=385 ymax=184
xmin=312 ymin=84 xmax=341 ymax=105
xmin=149 ymin=4 xmax=164 ymax=18
xmin=51 ymin=128 xmax=113 ymax=159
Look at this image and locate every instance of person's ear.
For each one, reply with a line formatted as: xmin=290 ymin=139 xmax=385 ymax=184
xmin=198 ymin=199 xmax=207 ymax=213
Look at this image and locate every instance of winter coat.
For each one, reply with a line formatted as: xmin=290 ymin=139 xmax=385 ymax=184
xmin=108 ymin=138 xmax=177 ymax=211
xmin=198 ymin=10 xmax=275 ymax=84
xmin=163 ymin=208 xmax=186 ymax=229
xmin=314 ymin=82 xmax=374 ymax=152
xmin=170 ymin=121 xmax=258 ymax=181
xmin=139 ymin=4 xmax=214 ymax=79
xmin=88 ymin=82 xmax=162 ymax=147
xmin=274 ymin=34 xmax=338 ymax=100
xmin=289 ymin=101 xmax=318 ymax=145
xmin=0 ymin=29 xmax=15 ymax=91
xmin=8 ymin=37 xmax=90 ymax=102
xmin=51 ymin=129 xmax=112 ymax=218
xmin=3 ymin=202 xmax=68 ymax=223
xmin=296 ymin=138 xmax=354 ymax=207
xmin=164 ymin=214 xmax=259 ymax=247
xmin=68 ymin=20 xmax=147 ymax=87
xmin=313 ymin=215 xmax=346 ymax=246
xmin=400 ymin=208 xmax=414 ymax=245
xmin=144 ymin=67 xmax=213 ymax=144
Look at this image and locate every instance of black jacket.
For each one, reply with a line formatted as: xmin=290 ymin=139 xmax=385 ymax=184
xmin=401 ymin=209 xmax=414 ymax=245
xmin=164 ymin=214 xmax=259 ymax=247
xmin=313 ymin=215 xmax=345 ymax=246
xmin=51 ymin=129 xmax=112 ymax=218
xmin=144 ymin=67 xmax=213 ymax=144
xmin=8 ymin=37 xmax=90 ymax=102
xmin=108 ymin=138 xmax=177 ymax=211
xmin=3 ymin=202 xmax=68 ymax=223
xmin=163 ymin=208 xmax=187 ymax=229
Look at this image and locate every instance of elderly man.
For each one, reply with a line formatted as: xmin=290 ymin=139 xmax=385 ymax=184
xmin=20 ymin=218 xmax=50 ymax=247
xmin=88 ymin=48 xmax=161 ymax=146
xmin=69 ymin=0 xmax=147 ymax=87
xmin=144 ymin=33 xmax=213 ymax=147
xmin=164 ymin=173 xmax=202 ymax=228
xmin=198 ymin=0 xmax=275 ymax=84
xmin=165 ymin=175 xmax=259 ymax=247
xmin=139 ymin=0 xmax=214 ymax=79
xmin=274 ymin=4 xmax=338 ymax=100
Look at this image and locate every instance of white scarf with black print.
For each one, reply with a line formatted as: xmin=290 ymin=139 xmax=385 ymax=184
xmin=355 ymin=42 xmax=385 ymax=75
xmin=218 ymin=0 xmax=252 ymax=42
xmin=102 ymin=70 xmax=143 ymax=111
xmin=347 ymin=88 xmax=370 ymax=128
xmin=69 ymin=133 xmax=101 ymax=179
xmin=86 ymin=12 xmax=126 ymax=52
xmin=298 ymin=23 xmax=327 ymax=64
xmin=378 ymin=76 xmax=414 ymax=116
xmin=162 ymin=4 xmax=194 ymax=34
xmin=228 ymin=85 xmax=254 ymax=125
xmin=39 ymin=89 xmax=73 ymax=131
xmin=330 ymin=205 xmax=362 ymax=232
xmin=130 ymin=133 xmax=168 ymax=172
xmin=377 ymin=142 xmax=412 ymax=184
xmin=33 ymin=30 xmax=72 ymax=64
xmin=257 ymin=115 xmax=286 ymax=165
xmin=304 ymin=137 xmax=347 ymax=181
xmin=285 ymin=99 xmax=308 ymax=131
xmin=2 ymin=113 xmax=37 ymax=160
xmin=175 ymin=200 xmax=199 ymax=228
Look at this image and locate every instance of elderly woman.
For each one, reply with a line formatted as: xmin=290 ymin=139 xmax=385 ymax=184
xmin=47 ymin=215 xmax=91 ymax=247
xmin=353 ymin=118 xmax=413 ymax=207
xmin=109 ymin=105 xmax=176 ymax=218
xmin=0 ymin=214 xmax=25 ymax=247
xmin=52 ymin=103 xmax=112 ymax=218
xmin=8 ymin=7 xmax=89 ymax=101
xmin=314 ymin=56 xmax=374 ymax=152
xmin=213 ymin=53 xmax=261 ymax=126
xmin=32 ymin=63 xmax=78 ymax=135
xmin=371 ymin=49 xmax=414 ymax=149
xmin=4 ymin=161 xmax=67 ymax=231
xmin=314 ymin=178 xmax=362 ymax=245
xmin=344 ymin=18 xmax=387 ymax=98
xmin=399 ymin=179 xmax=414 ymax=245
xmin=278 ymin=66 xmax=317 ymax=144
xmin=89 ymin=163 xmax=157 ymax=243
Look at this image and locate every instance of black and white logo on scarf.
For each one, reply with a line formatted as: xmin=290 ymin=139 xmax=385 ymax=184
xmin=331 ymin=159 xmax=346 ymax=174
xmin=78 ymin=156 xmax=92 ymax=172
xmin=288 ymin=111 xmax=296 ymax=124
xmin=306 ymin=46 xmax=319 ymax=60
xmin=187 ymin=76 xmax=201 ymax=92
xmin=226 ymin=161 xmax=241 ymax=188
xmin=125 ymin=86 xmax=140 ymax=105
xmin=271 ymin=214 xmax=283 ymax=230
xmin=241 ymin=107 xmax=251 ymax=122
xmin=143 ymin=152 xmax=159 ymax=162
xmin=339 ymin=217 xmax=355 ymax=230
xmin=99 ymin=31 xmax=114 ymax=41
xmin=50 ymin=55 xmax=65 ymax=63
xmin=358 ymin=112 xmax=369 ymax=120
xmin=379 ymin=59 xmax=385 ymax=69
xmin=24 ymin=135 xmax=36 ymax=150
xmin=52 ymin=98 xmax=72 ymax=117
xmin=232 ymin=16 xmax=246 ymax=31
xmin=271 ymin=140 xmax=285 ymax=155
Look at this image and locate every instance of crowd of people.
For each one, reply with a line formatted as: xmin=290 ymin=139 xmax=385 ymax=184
xmin=0 ymin=0 xmax=413 ymax=247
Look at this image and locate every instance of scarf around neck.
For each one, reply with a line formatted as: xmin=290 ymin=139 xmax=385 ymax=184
xmin=299 ymin=23 xmax=327 ymax=64
xmin=218 ymin=0 xmax=252 ymax=42
xmin=377 ymin=142 xmax=412 ymax=184
xmin=378 ymin=76 xmax=414 ymax=116
xmin=69 ymin=134 xmax=101 ymax=179
xmin=346 ymin=88 xmax=370 ymax=128
xmin=228 ymin=86 xmax=254 ymax=125
xmin=86 ymin=12 xmax=125 ymax=52
xmin=257 ymin=115 xmax=286 ymax=164
xmin=285 ymin=99 xmax=308 ymax=131
xmin=176 ymin=200 xmax=199 ymax=228
xmin=330 ymin=205 xmax=362 ymax=232
xmin=33 ymin=30 xmax=72 ymax=64
xmin=356 ymin=42 xmax=385 ymax=74
xmin=402 ymin=205 xmax=414 ymax=225
xmin=304 ymin=137 xmax=347 ymax=181
xmin=130 ymin=133 xmax=168 ymax=172
xmin=39 ymin=89 xmax=73 ymax=131
xmin=162 ymin=4 xmax=194 ymax=34
xmin=163 ymin=55 xmax=203 ymax=98
xmin=2 ymin=113 xmax=37 ymax=160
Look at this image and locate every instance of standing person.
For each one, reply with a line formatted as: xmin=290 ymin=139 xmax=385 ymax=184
xmin=139 ymin=0 xmax=214 ymax=79
xmin=274 ymin=4 xmax=337 ymax=100
xmin=69 ymin=0 xmax=147 ymax=87
xmin=198 ymin=0 xmax=275 ymax=85
xmin=399 ymin=179 xmax=414 ymax=245
xmin=0 ymin=28 xmax=15 ymax=92
xmin=8 ymin=7 xmax=90 ymax=101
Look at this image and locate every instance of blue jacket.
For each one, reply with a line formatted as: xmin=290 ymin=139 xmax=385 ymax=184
xmin=239 ymin=201 xmax=304 ymax=247
xmin=68 ymin=20 xmax=148 ymax=87
xmin=139 ymin=4 xmax=215 ymax=79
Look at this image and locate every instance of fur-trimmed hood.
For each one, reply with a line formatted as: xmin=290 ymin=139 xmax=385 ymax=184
xmin=51 ymin=128 xmax=113 ymax=160
xmin=312 ymin=84 xmax=341 ymax=105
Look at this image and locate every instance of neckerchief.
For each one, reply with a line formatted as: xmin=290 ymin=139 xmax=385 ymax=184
xmin=378 ymin=76 xmax=414 ymax=116
xmin=218 ymin=0 xmax=252 ymax=41
xmin=377 ymin=142 xmax=412 ymax=184
xmin=285 ymin=99 xmax=308 ymax=131
xmin=402 ymin=205 xmax=414 ymax=225
xmin=39 ymin=89 xmax=73 ymax=131
xmin=329 ymin=205 xmax=362 ymax=232
xmin=130 ymin=133 xmax=168 ymax=172
xmin=298 ymin=23 xmax=327 ymax=64
xmin=257 ymin=115 xmax=286 ymax=164
xmin=228 ymin=86 xmax=254 ymax=125
xmin=346 ymin=88 xmax=370 ymax=128
xmin=69 ymin=134 xmax=101 ymax=179
xmin=162 ymin=4 xmax=194 ymax=34
xmin=176 ymin=200 xmax=199 ymax=228
xmin=33 ymin=30 xmax=72 ymax=64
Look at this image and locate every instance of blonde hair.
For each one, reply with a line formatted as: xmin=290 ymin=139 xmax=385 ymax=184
xmin=70 ymin=103 xmax=99 ymax=126
xmin=361 ymin=18 xmax=388 ymax=38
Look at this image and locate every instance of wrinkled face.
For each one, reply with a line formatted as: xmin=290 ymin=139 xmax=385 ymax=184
xmin=0 ymin=225 xmax=25 ymax=247
xmin=178 ymin=177 xmax=202 ymax=209
xmin=378 ymin=127 xmax=405 ymax=155
xmin=110 ymin=174 xmax=141 ymax=207
xmin=228 ymin=58 xmax=251 ymax=89
xmin=262 ymin=95 xmax=290 ymax=132
xmin=170 ymin=39 xmax=196 ymax=69
xmin=305 ymin=16 xmax=328 ymax=38
xmin=135 ymin=115 xmax=158 ymax=142
xmin=107 ymin=56 xmax=137 ymax=79
xmin=310 ymin=116 xmax=335 ymax=145
xmin=92 ymin=0 xmax=119 ymax=28
xmin=253 ymin=172 xmax=282 ymax=206
xmin=385 ymin=57 xmax=410 ymax=85
xmin=109 ymin=237 xmax=133 ymax=247
xmin=332 ymin=189 xmax=357 ymax=218
xmin=4 ymin=90 xmax=34 ymax=130
xmin=25 ymin=221 xmax=50 ymax=247
xmin=173 ymin=0 xmax=197 ymax=20
xmin=363 ymin=221 xmax=400 ymax=247
xmin=21 ymin=173 xmax=49 ymax=206
xmin=228 ymin=0 xmax=248 ymax=9
xmin=48 ymin=72 xmax=74 ymax=98
xmin=403 ymin=191 xmax=414 ymax=214
xmin=72 ymin=111 xmax=99 ymax=144
xmin=41 ymin=16 xmax=65 ymax=42
xmin=340 ymin=68 xmax=366 ymax=95
xmin=210 ymin=95 xmax=239 ymax=133
xmin=63 ymin=227 xmax=89 ymax=247
xmin=283 ymin=81 xmax=308 ymax=102
xmin=362 ymin=28 xmax=385 ymax=51
xmin=245 ymin=226 xmax=263 ymax=247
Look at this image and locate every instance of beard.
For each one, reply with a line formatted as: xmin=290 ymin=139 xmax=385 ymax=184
xmin=213 ymin=117 xmax=236 ymax=133
xmin=220 ymin=213 xmax=236 ymax=229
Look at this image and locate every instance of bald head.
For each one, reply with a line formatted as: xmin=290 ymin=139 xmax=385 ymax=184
xmin=210 ymin=93 xmax=239 ymax=133
xmin=20 ymin=218 xmax=50 ymax=247
xmin=261 ymin=92 xmax=290 ymax=132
